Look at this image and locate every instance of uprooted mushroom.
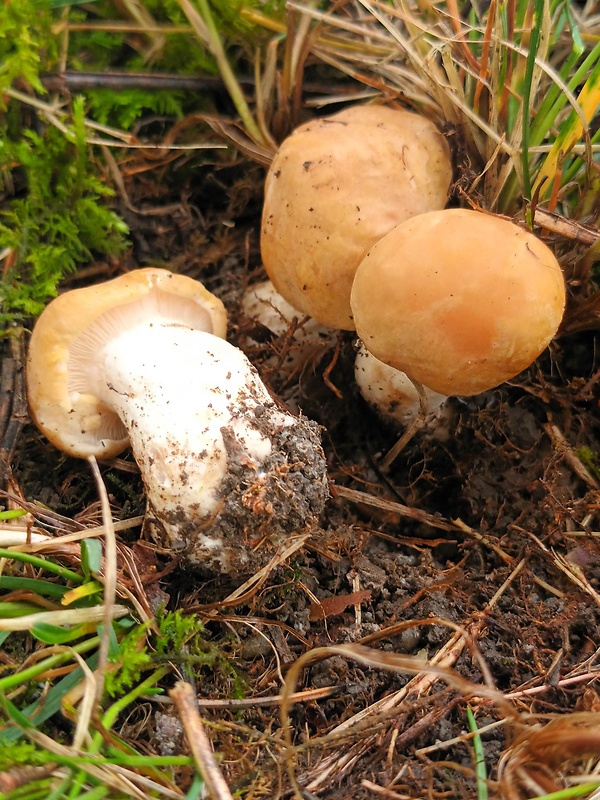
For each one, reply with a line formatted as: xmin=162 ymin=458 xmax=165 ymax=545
xmin=26 ymin=268 xmax=329 ymax=575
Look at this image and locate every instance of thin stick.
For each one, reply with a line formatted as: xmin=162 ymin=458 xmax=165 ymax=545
xmin=170 ymin=681 xmax=234 ymax=800
xmin=381 ymin=379 xmax=431 ymax=470
xmin=148 ymin=685 xmax=336 ymax=708
xmin=335 ymin=484 xmax=456 ymax=532
xmin=87 ymin=456 xmax=118 ymax=707
xmin=4 ymin=516 xmax=144 ymax=551
xmin=544 ymin=422 xmax=600 ymax=490
xmin=504 ymin=671 xmax=600 ymax=700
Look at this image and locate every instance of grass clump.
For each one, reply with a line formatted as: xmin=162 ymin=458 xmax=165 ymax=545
xmin=0 ymin=510 xmax=251 ymax=798
xmin=0 ymin=541 xmax=208 ymax=797
xmin=281 ymin=0 xmax=599 ymax=220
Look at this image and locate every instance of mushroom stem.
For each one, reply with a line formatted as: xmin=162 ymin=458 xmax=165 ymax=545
xmin=241 ymin=279 xmax=332 ymax=377
xmin=99 ymin=323 xmax=271 ymax=513
xmin=354 ymin=344 xmax=449 ymax=470
xmin=93 ymin=322 xmax=329 ymax=573
xmin=354 ymin=344 xmax=447 ymax=427
xmin=380 ymin=381 xmax=432 ymax=471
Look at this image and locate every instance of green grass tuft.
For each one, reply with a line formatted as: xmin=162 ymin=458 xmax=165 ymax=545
xmin=0 ymin=98 xmax=129 ymax=330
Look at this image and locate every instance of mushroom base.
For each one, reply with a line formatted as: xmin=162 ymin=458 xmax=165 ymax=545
xmin=151 ymin=409 xmax=329 ymax=575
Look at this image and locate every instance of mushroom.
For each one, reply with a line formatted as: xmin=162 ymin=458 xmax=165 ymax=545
xmin=354 ymin=343 xmax=448 ymax=429
xmin=350 ymin=209 xmax=566 ymax=397
xmin=27 ymin=268 xmax=329 ymax=575
xmin=261 ymin=104 xmax=453 ymax=330
xmin=241 ymin=279 xmax=332 ymax=371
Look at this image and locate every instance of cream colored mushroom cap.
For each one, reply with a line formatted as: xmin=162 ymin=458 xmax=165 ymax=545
xmin=261 ymin=104 xmax=452 ymax=330
xmin=27 ymin=268 xmax=227 ymax=459
xmin=350 ymin=209 xmax=566 ymax=396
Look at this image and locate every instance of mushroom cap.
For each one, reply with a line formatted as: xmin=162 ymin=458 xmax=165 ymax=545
xmin=350 ymin=209 xmax=566 ymax=396
xmin=261 ymin=104 xmax=452 ymax=330
xmin=27 ymin=268 xmax=227 ymax=459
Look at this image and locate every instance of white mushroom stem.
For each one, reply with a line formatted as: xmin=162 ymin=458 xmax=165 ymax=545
xmin=242 ymin=279 xmax=331 ymax=345
xmin=241 ymin=280 xmax=333 ymax=381
xmin=89 ymin=322 xmax=328 ymax=573
xmin=354 ymin=343 xmax=447 ymax=427
xmin=99 ymin=323 xmax=276 ymax=513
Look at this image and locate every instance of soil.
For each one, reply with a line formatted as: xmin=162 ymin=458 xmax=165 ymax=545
xmin=3 ymin=142 xmax=600 ymax=800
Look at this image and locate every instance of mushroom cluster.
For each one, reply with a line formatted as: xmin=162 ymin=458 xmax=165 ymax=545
xmin=258 ymin=104 xmax=566 ymax=424
xmin=27 ymin=268 xmax=329 ymax=575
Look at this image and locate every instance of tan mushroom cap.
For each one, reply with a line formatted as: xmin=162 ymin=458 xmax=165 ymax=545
xmin=350 ymin=209 xmax=566 ymax=396
xmin=27 ymin=267 xmax=227 ymax=459
xmin=261 ymin=104 xmax=453 ymax=330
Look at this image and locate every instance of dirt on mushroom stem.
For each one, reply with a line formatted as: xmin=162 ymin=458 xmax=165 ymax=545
xmin=155 ymin=407 xmax=330 ymax=576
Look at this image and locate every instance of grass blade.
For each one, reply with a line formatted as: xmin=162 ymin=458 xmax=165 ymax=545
xmin=521 ymin=0 xmax=546 ymax=212
xmin=466 ymin=705 xmax=488 ymax=800
xmin=0 ymin=549 xmax=84 ymax=584
xmin=532 ymin=54 xmax=600 ymax=200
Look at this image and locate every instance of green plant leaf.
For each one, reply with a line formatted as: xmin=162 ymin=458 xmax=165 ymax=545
xmin=81 ymin=539 xmax=103 ymax=579
xmin=0 ymin=649 xmax=100 ymax=742
xmin=0 ymin=601 xmax=46 ymax=618
xmin=466 ymin=705 xmax=488 ymax=800
xmin=0 ymin=577 xmax=68 ymax=599
xmin=30 ymin=622 xmax=91 ymax=644
xmin=0 ymin=509 xmax=28 ymax=521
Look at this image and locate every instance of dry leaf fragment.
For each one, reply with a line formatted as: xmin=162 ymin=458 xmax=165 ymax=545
xmin=309 ymin=590 xmax=372 ymax=621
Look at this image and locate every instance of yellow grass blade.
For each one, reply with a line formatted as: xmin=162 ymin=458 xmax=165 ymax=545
xmin=532 ymin=64 xmax=600 ymax=198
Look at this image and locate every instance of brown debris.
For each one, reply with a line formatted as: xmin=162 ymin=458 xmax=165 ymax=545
xmin=309 ymin=589 xmax=372 ymax=621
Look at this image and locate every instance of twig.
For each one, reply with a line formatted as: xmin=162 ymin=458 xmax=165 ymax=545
xmin=381 ymin=379 xmax=431 ymax=470
xmin=2 ymin=516 xmax=144 ymax=550
xmin=534 ymin=207 xmax=600 ymax=245
xmin=0 ymin=766 xmax=57 ymax=794
xmin=42 ymin=71 xmax=253 ymax=92
xmin=170 ymin=681 xmax=234 ymax=800
xmin=504 ymin=670 xmax=600 ymax=700
xmin=148 ymin=685 xmax=337 ymax=708
xmin=87 ymin=456 xmax=118 ymax=707
xmin=335 ymin=485 xmax=456 ymax=532
xmin=544 ymin=422 xmax=600 ymax=491
xmin=525 ymin=529 xmax=600 ymax=610
xmin=360 ymin=779 xmax=411 ymax=798
xmin=416 ymin=718 xmax=507 ymax=755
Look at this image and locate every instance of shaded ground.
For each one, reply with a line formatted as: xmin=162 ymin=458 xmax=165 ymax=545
xmin=4 ymin=144 xmax=600 ymax=799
